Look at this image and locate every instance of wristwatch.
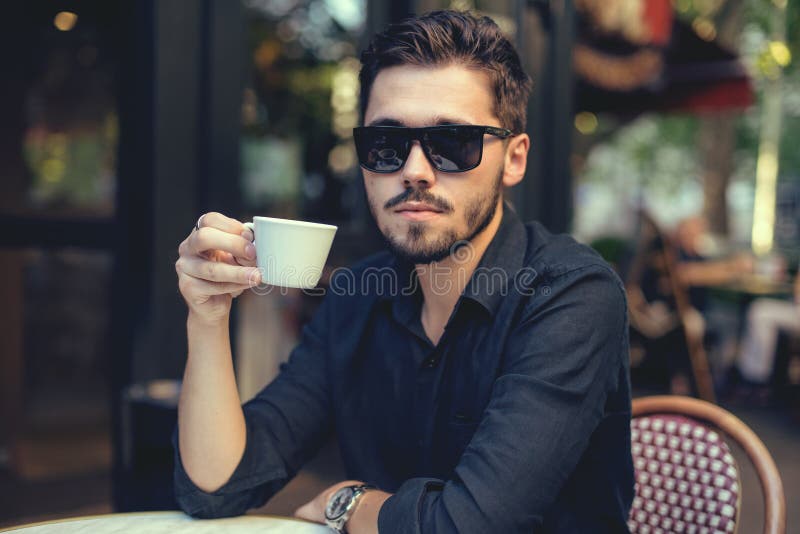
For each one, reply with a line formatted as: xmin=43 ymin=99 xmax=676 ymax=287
xmin=324 ymin=483 xmax=375 ymax=533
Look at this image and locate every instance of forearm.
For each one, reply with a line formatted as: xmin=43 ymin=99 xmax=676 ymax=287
xmin=178 ymin=312 xmax=246 ymax=493
xmin=678 ymin=260 xmax=738 ymax=286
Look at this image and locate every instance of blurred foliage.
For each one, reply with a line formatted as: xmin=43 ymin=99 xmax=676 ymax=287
xmin=590 ymin=236 xmax=631 ymax=267
xmin=575 ymin=0 xmax=800 ymax=243
xmin=660 ymin=0 xmax=800 ymax=181
xmin=740 ymin=0 xmax=800 ymax=180
xmin=243 ymin=0 xmax=363 ymax=138
xmin=245 ymin=27 xmax=333 ymax=138
xmin=580 ymin=1 xmax=800 ymax=196
xmin=580 ymin=115 xmax=701 ymax=195
xmin=241 ymin=0 xmax=364 ymax=220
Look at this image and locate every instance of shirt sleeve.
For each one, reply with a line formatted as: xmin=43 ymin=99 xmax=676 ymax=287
xmin=378 ymin=265 xmax=629 ymax=533
xmin=173 ymin=291 xmax=335 ymax=518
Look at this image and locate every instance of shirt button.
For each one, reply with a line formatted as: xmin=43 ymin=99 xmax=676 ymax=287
xmin=424 ymin=357 xmax=437 ymax=368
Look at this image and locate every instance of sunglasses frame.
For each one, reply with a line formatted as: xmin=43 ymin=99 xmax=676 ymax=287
xmin=353 ymin=124 xmax=514 ymax=174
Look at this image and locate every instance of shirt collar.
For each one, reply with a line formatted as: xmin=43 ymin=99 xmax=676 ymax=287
xmin=379 ymin=202 xmax=528 ymax=319
xmin=461 ymin=204 xmax=528 ymax=316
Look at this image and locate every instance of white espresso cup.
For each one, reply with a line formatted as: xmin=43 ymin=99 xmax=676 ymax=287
xmin=243 ymin=216 xmax=337 ymax=289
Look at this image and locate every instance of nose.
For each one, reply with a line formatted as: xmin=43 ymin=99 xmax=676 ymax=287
xmin=400 ymin=141 xmax=436 ymax=188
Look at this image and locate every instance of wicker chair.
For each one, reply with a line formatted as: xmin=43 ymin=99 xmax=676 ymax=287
xmin=629 ymin=396 xmax=785 ymax=534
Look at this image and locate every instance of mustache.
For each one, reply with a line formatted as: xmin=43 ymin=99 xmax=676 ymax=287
xmin=384 ymin=188 xmax=453 ymax=212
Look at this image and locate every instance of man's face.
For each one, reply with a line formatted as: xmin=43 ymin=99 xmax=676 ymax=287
xmin=361 ymin=64 xmax=508 ymax=264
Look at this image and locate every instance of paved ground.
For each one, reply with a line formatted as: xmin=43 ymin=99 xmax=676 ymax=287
xmin=720 ymin=402 xmax=800 ymax=533
xmin=1 ymin=399 xmax=797 ymax=531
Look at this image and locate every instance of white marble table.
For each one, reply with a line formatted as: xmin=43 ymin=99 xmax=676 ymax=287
xmin=0 ymin=512 xmax=330 ymax=533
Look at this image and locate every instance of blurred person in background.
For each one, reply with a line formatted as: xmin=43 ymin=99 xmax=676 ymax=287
xmin=673 ymin=215 xmax=754 ymax=312
xmin=172 ymin=10 xmax=633 ymax=534
xmin=625 ymin=218 xmax=690 ymax=395
xmin=673 ymin=215 xmax=753 ymax=374
xmin=734 ymin=272 xmax=800 ymax=387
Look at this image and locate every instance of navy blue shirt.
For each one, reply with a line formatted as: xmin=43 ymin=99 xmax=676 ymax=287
xmin=173 ymin=207 xmax=634 ymax=533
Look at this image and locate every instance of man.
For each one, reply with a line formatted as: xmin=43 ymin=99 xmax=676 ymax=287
xmin=674 ymin=215 xmax=753 ymax=313
xmin=736 ymin=272 xmax=800 ymax=386
xmin=673 ymin=215 xmax=753 ymax=385
xmin=173 ymin=10 xmax=633 ymax=533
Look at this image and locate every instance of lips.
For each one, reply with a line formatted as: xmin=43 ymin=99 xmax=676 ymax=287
xmin=394 ymin=202 xmax=444 ymax=221
xmin=393 ymin=202 xmax=444 ymax=213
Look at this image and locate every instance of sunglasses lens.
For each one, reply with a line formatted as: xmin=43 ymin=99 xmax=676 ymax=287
xmin=354 ymin=126 xmax=488 ymax=173
xmin=354 ymin=128 xmax=408 ymax=172
xmin=423 ymin=127 xmax=482 ymax=172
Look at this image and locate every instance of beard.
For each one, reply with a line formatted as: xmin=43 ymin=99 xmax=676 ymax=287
xmin=369 ymin=167 xmax=503 ymax=264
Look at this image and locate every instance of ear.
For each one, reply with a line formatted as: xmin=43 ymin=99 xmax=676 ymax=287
xmin=502 ymin=133 xmax=529 ymax=188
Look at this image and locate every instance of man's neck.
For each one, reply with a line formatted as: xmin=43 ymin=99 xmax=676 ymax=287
xmin=415 ymin=200 xmax=504 ymax=343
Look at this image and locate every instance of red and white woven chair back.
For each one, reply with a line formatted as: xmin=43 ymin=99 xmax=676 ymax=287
xmin=628 ymin=414 xmax=740 ymax=534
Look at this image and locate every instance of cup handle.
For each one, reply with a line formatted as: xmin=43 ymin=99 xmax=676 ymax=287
xmin=243 ymin=222 xmax=255 ymax=243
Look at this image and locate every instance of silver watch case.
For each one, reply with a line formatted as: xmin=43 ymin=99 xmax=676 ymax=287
xmin=324 ymin=484 xmax=374 ymax=533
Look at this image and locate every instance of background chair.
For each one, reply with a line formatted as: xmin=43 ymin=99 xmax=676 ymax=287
xmin=629 ymin=395 xmax=785 ymax=534
xmin=626 ymin=211 xmax=717 ymax=402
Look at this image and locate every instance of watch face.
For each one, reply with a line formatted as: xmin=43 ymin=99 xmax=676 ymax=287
xmin=325 ymin=486 xmax=355 ymax=520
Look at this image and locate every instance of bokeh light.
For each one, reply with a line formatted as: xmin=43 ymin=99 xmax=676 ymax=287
xmin=769 ymin=41 xmax=792 ymax=68
xmin=54 ymin=11 xmax=78 ymax=32
xmin=575 ymin=112 xmax=599 ymax=135
xmin=692 ymin=17 xmax=717 ymax=42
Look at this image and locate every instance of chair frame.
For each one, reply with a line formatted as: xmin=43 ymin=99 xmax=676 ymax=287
xmin=632 ymin=395 xmax=786 ymax=534
xmin=626 ymin=211 xmax=717 ymax=402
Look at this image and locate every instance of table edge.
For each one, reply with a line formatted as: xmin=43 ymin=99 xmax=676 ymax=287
xmin=0 ymin=511 xmax=322 ymax=532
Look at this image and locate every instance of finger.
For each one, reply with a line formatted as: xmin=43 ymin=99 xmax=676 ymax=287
xmin=197 ymin=211 xmax=247 ymax=235
xmin=188 ymin=226 xmax=256 ymax=261
xmin=208 ymin=250 xmax=257 ymax=269
xmin=177 ymin=256 xmax=261 ymax=285
xmin=223 ymin=250 xmax=257 ymax=268
xmin=208 ymin=250 xmax=256 ymax=267
xmin=178 ymin=272 xmax=255 ymax=298
xmin=207 ymin=250 xmax=237 ymax=266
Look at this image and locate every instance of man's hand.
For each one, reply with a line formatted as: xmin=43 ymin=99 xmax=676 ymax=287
xmin=294 ymin=480 xmax=392 ymax=534
xmin=175 ymin=212 xmax=261 ymax=326
xmin=293 ymin=480 xmax=361 ymax=524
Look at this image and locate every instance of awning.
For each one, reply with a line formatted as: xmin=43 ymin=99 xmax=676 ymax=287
xmin=574 ymin=0 xmax=753 ymax=115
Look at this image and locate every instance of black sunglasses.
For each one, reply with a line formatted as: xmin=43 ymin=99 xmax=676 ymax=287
xmin=353 ymin=124 xmax=513 ymax=173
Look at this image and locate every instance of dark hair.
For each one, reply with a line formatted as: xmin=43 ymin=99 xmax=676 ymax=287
xmin=358 ymin=10 xmax=533 ymax=134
